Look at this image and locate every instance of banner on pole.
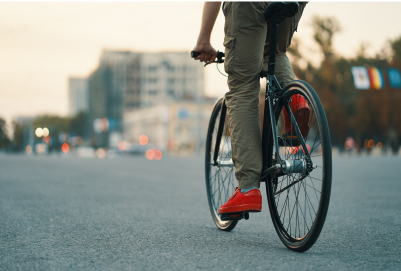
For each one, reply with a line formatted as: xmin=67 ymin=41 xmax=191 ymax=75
xmin=351 ymin=66 xmax=370 ymax=89
xmin=367 ymin=67 xmax=385 ymax=89
xmin=386 ymin=68 xmax=401 ymax=89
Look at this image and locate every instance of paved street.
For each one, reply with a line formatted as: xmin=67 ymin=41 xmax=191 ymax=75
xmin=1 ymin=154 xmax=401 ymax=270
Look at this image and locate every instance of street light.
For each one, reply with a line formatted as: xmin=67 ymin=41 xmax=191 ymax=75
xmin=42 ymin=127 xmax=49 ymax=137
xmin=35 ymin=127 xmax=43 ymax=137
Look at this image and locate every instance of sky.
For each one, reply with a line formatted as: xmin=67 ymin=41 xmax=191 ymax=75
xmin=1 ymin=1 xmax=401 ymax=126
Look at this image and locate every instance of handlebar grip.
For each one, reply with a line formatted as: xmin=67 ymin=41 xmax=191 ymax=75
xmin=191 ymin=51 xmax=201 ymax=58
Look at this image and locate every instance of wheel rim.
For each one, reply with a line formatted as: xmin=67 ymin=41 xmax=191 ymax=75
xmin=207 ymin=106 xmax=236 ymax=228
xmin=269 ymin=87 xmax=327 ymax=242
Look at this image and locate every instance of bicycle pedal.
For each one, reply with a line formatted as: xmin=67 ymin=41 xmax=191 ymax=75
xmin=278 ymin=136 xmax=301 ymax=147
xmin=220 ymin=212 xmax=249 ymax=221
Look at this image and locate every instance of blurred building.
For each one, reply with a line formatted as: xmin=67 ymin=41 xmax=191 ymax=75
xmin=123 ymin=100 xmax=214 ymax=156
xmin=86 ymin=50 xmax=204 ymax=147
xmin=68 ymin=77 xmax=88 ymax=116
xmin=139 ymin=53 xmax=204 ymax=106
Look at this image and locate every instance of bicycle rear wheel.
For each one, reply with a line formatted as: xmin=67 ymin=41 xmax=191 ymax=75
xmin=205 ymin=98 xmax=238 ymax=231
xmin=265 ymin=80 xmax=332 ymax=252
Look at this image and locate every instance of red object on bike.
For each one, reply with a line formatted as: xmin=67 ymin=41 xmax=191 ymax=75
xmin=283 ymin=94 xmax=310 ymax=138
xmin=218 ymin=188 xmax=262 ymax=214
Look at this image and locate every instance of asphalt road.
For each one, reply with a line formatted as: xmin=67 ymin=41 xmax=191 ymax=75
xmin=1 ymin=154 xmax=401 ymax=270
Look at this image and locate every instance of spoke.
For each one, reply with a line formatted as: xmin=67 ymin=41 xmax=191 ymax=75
xmin=289 ymin=175 xmax=302 ymax=237
xmin=217 ymin=170 xmax=221 ymax=208
xmin=222 ymin=169 xmax=232 ymax=201
xmin=287 ymin=187 xmax=291 ymax=233
xmin=275 ymin=175 xmax=307 ymax=196
xmin=296 ymin=181 xmax=302 ymax=238
xmin=309 ymin=176 xmax=323 ymax=181
xmin=304 ymin=182 xmax=321 ymax=193
xmin=310 ymin=126 xmax=320 ymax=153
xmin=310 ymin=142 xmax=321 ymax=154
xmin=301 ymin=180 xmax=310 ymax=232
xmin=210 ymin=168 xmax=219 ymax=183
xmin=305 ymin=187 xmax=317 ymax=217
xmin=211 ymin=175 xmax=221 ymax=198
xmin=212 ymin=170 xmax=219 ymax=194
xmin=275 ymin=174 xmax=287 ymax=203
xmin=304 ymin=179 xmax=306 ymax=234
xmin=304 ymin=182 xmax=314 ymax=226
xmin=279 ymin=190 xmax=290 ymax=220
xmin=294 ymin=180 xmax=308 ymax=236
xmin=309 ymin=118 xmax=318 ymax=131
xmin=308 ymin=176 xmax=321 ymax=203
xmin=217 ymin=165 xmax=231 ymax=205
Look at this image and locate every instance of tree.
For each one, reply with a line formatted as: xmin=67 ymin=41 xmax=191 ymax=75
xmin=389 ymin=36 xmax=401 ymax=67
xmin=12 ymin=121 xmax=24 ymax=152
xmin=0 ymin=118 xmax=11 ymax=150
xmin=288 ymin=14 xmax=401 ymax=151
xmin=311 ymin=16 xmax=341 ymax=62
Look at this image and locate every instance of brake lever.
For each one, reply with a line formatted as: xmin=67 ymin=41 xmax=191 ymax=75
xmin=202 ymin=51 xmax=225 ymax=67
xmin=204 ymin=59 xmax=224 ymax=67
xmin=204 ymin=61 xmax=218 ymax=67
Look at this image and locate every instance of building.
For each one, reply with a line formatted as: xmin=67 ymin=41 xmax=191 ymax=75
xmin=123 ymin=100 xmax=215 ymax=156
xmin=86 ymin=50 xmax=204 ymax=147
xmin=139 ymin=53 xmax=204 ymax=107
xmin=68 ymin=77 xmax=88 ymax=116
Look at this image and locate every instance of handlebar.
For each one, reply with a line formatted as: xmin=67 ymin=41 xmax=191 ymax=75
xmin=190 ymin=51 xmax=225 ymax=66
xmin=191 ymin=51 xmax=201 ymax=58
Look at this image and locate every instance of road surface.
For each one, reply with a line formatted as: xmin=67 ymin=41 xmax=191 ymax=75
xmin=1 ymin=154 xmax=400 ymax=270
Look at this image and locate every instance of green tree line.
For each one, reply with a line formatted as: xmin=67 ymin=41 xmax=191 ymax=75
xmin=0 ymin=111 xmax=86 ymax=152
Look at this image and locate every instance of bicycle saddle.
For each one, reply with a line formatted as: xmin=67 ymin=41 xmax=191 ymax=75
xmin=264 ymin=2 xmax=299 ymax=23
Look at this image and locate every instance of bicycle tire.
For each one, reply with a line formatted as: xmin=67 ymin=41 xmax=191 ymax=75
xmin=205 ymin=97 xmax=238 ymax=231
xmin=265 ymin=80 xmax=332 ymax=252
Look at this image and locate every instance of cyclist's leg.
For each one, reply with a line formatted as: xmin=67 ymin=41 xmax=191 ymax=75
xmin=222 ymin=2 xmax=268 ymax=190
xmin=263 ymin=2 xmax=307 ymax=87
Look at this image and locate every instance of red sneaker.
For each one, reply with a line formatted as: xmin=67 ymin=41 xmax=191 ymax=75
xmin=282 ymin=94 xmax=310 ymax=138
xmin=218 ymin=188 xmax=262 ymax=214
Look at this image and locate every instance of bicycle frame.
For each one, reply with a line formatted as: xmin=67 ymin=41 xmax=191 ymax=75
xmin=212 ymin=75 xmax=313 ymax=181
xmin=212 ymin=19 xmax=314 ymax=181
xmin=260 ymin=73 xmax=313 ymax=181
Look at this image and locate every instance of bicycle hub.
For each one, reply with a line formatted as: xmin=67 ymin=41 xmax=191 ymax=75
xmin=281 ymin=159 xmax=307 ymax=176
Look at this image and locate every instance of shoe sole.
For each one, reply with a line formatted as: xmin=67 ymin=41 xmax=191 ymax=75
xmin=218 ymin=203 xmax=262 ymax=214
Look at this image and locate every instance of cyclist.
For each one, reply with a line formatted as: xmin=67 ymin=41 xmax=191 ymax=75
xmin=193 ymin=2 xmax=309 ymax=215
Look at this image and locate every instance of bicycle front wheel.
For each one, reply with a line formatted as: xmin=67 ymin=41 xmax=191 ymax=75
xmin=265 ymin=80 xmax=332 ymax=252
xmin=205 ymin=97 xmax=238 ymax=231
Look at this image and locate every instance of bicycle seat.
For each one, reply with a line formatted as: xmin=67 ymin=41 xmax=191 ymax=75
xmin=265 ymin=2 xmax=299 ymax=23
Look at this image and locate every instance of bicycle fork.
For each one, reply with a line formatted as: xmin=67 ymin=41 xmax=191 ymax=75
xmin=212 ymin=100 xmax=227 ymax=167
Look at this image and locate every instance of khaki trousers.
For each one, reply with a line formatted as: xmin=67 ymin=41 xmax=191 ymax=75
xmin=223 ymin=2 xmax=306 ymax=189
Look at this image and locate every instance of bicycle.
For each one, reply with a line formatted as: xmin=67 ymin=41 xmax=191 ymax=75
xmin=191 ymin=2 xmax=332 ymax=252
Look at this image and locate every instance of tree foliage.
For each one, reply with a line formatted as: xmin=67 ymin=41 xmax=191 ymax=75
xmin=288 ymin=16 xmax=401 ymax=152
xmin=0 ymin=118 xmax=11 ymax=150
xmin=33 ymin=111 xmax=86 ymax=138
xmin=311 ymin=16 xmax=341 ymax=61
xmin=12 ymin=121 xmax=24 ymax=152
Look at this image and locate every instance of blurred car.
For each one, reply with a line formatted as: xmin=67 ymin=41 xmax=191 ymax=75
xmin=125 ymin=143 xmax=164 ymax=155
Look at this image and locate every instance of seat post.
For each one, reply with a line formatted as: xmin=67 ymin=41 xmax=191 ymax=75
xmin=267 ymin=20 xmax=281 ymax=76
